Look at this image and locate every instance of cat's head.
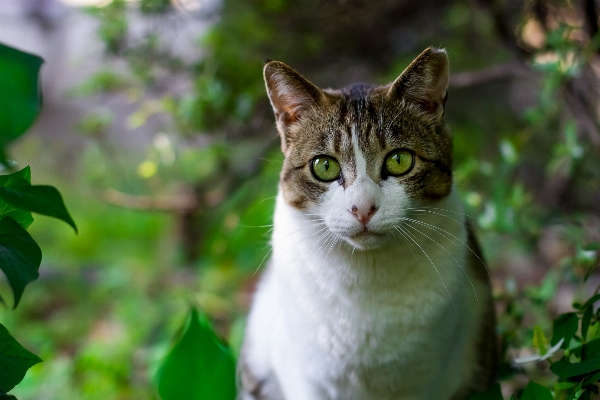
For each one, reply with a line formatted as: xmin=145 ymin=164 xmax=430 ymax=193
xmin=264 ymin=48 xmax=453 ymax=250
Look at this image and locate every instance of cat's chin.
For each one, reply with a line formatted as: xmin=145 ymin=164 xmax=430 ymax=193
xmin=343 ymin=231 xmax=388 ymax=250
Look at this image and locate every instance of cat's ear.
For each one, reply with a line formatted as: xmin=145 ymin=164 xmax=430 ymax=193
xmin=387 ymin=47 xmax=449 ymax=119
xmin=263 ymin=61 xmax=324 ymax=127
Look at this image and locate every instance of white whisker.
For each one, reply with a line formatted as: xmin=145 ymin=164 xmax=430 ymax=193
xmin=394 ymin=225 xmax=455 ymax=309
xmin=403 ymin=222 xmax=479 ymax=303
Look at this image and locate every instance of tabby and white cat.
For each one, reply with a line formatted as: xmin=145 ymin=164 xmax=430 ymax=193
xmin=239 ymin=48 xmax=497 ymax=400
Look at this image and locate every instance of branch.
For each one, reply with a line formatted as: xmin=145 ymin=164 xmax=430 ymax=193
xmin=102 ymin=188 xmax=199 ymax=212
xmin=565 ymin=85 xmax=600 ymax=146
xmin=449 ymin=62 xmax=530 ymax=88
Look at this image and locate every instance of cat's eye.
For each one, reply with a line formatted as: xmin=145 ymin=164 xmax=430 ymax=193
xmin=384 ymin=149 xmax=414 ymax=176
xmin=311 ymin=156 xmax=341 ymax=182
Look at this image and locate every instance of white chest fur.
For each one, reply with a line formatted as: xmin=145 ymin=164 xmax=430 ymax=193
xmin=243 ymin=191 xmax=486 ymax=400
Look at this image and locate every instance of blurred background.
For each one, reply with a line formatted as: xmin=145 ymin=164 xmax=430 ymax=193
xmin=1 ymin=0 xmax=600 ymax=398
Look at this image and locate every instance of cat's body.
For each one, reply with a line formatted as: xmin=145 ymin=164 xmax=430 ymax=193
xmin=239 ymin=48 xmax=496 ymax=400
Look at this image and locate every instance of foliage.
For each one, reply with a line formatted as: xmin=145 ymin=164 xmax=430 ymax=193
xmin=5 ymin=0 xmax=600 ymax=399
xmin=0 ymin=43 xmax=76 ymax=397
xmin=155 ymin=307 xmax=236 ymax=400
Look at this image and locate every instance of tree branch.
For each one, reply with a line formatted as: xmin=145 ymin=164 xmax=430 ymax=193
xmin=449 ymin=61 xmax=530 ymax=88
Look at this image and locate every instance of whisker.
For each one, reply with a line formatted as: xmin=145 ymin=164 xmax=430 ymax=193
xmin=400 ymin=217 xmax=491 ymax=279
xmin=403 ymin=222 xmax=479 ymax=304
xmin=394 ymin=225 xmax=456 ymax=309
xmin=252 ymin=247 xmax=273 ymax=277
xmin=404 ymin=209 xmax=470 ymax=229
xmin=401 ymin=206 xmax=475 ymax=219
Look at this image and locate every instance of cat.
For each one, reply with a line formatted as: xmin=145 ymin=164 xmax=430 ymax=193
xmin=238 ymin=47 xmax=497 ymax=400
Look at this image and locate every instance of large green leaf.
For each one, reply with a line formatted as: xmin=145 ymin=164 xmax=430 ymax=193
xmin=520 ymin=381 xmax=553 ymax=400
xmin=551 ymin=312 xmax=578 ymax=349
xmin=0 ymin=176 xmax=77 ymax=233
xmin=0 ymin=168 xmax=33 ymax=229
xmin=155 ymin=307 xmax=236 ymax=400
xmin=0 ymin=322 xmax=42 ymax=393
xmin=551 ymin=358 xmax=600 ymax=379
xmin=0 ymin=44 xmax=43 ymax=148
xmin=467 ymin=383 xmax=503 ymax=400
xmin=0 ymin=217 xmax=41 ymax=308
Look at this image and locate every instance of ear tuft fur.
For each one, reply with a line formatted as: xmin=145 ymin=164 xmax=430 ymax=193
xmin=263 ymin=61 xmax=323 ymax=127
xmin=387 ymin=47 xmax=449 ymax=119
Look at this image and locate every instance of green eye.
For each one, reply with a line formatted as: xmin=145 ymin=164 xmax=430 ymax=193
xmin=311 ymin=156 xmax=341 ymax=182
xmin=384 ymin=149 xmax=414 ymax=176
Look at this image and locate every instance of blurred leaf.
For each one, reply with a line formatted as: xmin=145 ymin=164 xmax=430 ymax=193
xmin=0 ymin=394 xmax=17 ymax=399
xmin=0 ymin=43 xmax=43 ymax=151
xmin=467 ymin=382 xmax=503 ymax=400
xmin=520 ymin=381 xmax=552 ymax=400
xmin=0 ymin=177 xmax=77 ymax=233
xmin=582 ymin=306 xmax=593 ymax=341
xmin=0 ymin=216 xmax=41 ymax=308
xmin=0 ymin=168 xmax=33 ymax=229
xmin=583 ymin=339 xmax=600 ymax=361
xmin=552 ymin=313 xmax=578 ymax=348
xmin=551 ymin=358 xmax=600 ymax=379
xmin=533 ymin=326 xmax=548 ymax=355
xmin=583 ymin=295 xmax=600 ymax=310
xmin=582 ymin=370 xmax=600 ymax=385
xmin=155 ymin=307 xmax=236 ymax=400
xmin=0 ymin=322 xmax=42 ymax=393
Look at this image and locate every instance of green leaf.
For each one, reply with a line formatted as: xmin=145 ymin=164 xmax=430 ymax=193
xmin=582 ymin=370 xmax=600 ymax=385
xmin=533 ymin=326 xmax=548 ymax=355
xmin=555 ymin=381 xmax=577 ymax=390
xmin=0 ymin=177 xmax=77 ymax=233
xmin=583 ymin=339 xmax=600 ymax=361
xmin=0 ymin=394 xmax=17 ymax=399
xmin=552 ymin=313 xmax=579 ymax=348
xmin=0 ymin=44 xmax=43 ymax=149
xmin=155 ymin=308 xmax=236 ymax=400
xmin=0 ymin=322 xmax=42 ymax=393
xmin=0 ymin=217 xmax=41 ymax=308
xmin=582 ymin=306 xmax=593 ymax=342
xmin=582 ymin=294 xmax=600 ymax=310
xmin=520 ymin=381 xmax=553 ymax=400
xmin=467 ymin=382 xmax=503 ymax=400
xmin=551 ymin=358 xmax=600 ymax=379
xmin=0 ymin=168 xmax=33 ymax=229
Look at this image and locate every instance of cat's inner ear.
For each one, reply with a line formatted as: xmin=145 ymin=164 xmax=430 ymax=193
xmin=387 ymin=47 xmax=449 ymax=119
xmin=263 ymin=61 xmax=323 ymax=126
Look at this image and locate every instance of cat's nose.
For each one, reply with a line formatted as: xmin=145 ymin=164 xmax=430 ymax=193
xmin=350 ymin=204 xmax=378 ymax=226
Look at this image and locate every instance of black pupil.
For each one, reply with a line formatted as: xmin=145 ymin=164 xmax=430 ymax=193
xmin=323 ymin=160 xmax=329 ymax=171
xmin=394 ymin=154 xmax=401 ymax=164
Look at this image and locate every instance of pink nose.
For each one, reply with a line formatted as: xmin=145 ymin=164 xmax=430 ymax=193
xmin=350 ymin=204 xmax=378 ymax=226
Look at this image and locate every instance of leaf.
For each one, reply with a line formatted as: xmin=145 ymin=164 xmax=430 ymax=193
xmin=582 ymin=294 xmax=600 ymax=310
xmin=583 ymin=339 xmax=600 ymax=361
xmin=550 ymin=358 xmax=600 ymax=379
xmin=0 ymin=322 xmax=42 ymax=393
xmin=582 ymin=306 xmax=593 ymax=342
xmin=582 ymin=370 xmax=600 ymax=386
xmin=520 ymin=381 xmax=553 ymax=400
xmin=0 ymin=177 xmax=77 ymax=232
xmin=0 ymin=217 xmax=41 ymax=308
xmin=555 ymin=381 xmax=577 ymax=390
xmin=0 ymin=168 xmax=33 ymax=230
xmin=533 ymin=326 xmax=548 ymax=355
xmin=467 ymin=382 xmax=503 ymax=400
xmin=155 ymin=307 xmax=236 ymax=400
xmin=0 ymin=44 xmax=43 ymax=149
xmin=0 ymin=394 xmax=17 ymax=399
xmin=552 ymin=313 xmax=579 ymax=348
